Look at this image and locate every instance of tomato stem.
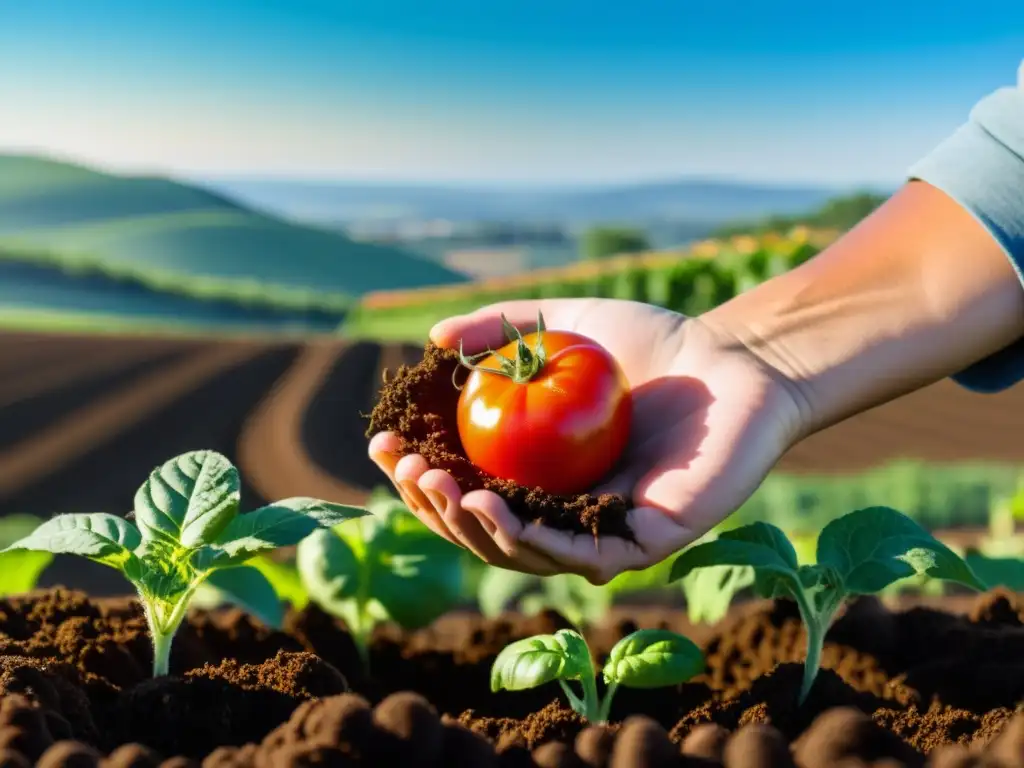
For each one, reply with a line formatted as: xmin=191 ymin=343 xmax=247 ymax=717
xmin=456 ymin=311 xmax=549 ymax=385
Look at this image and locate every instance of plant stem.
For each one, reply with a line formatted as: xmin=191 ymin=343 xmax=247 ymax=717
xmin=798 ymin=619 xmax=825 ymax=704
xmin=580 ymin=671 xmax=602 ymax=722
xmin=596 ymin=681 xmax=619 ymax=723
xmin=151 ymin=628 xmax=174 ymax=677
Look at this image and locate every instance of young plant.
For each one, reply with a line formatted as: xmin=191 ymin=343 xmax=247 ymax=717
xmin=669 ymin=506 xmax=986 ymax=703
xmin=297 ymin=488 xmax=463 ymax=665
xmin=1 ymin=450 xmax=366 ymax=677
xmin=491 ymin=628 xmax=704 ymax=723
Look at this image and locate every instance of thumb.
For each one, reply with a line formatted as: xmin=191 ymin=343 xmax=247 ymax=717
xmin=429 ymin=299 xmax=585 ymax=353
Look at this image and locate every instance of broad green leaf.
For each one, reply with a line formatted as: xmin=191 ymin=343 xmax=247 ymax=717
xmin=133 ymin=451 xmax=240 ymax=547
xmin=210 ymin=499 xmax=366 ymax=566
xmin=2 ymin=513 xmax=142 ymax=570
xmin=670 ymin=534 xmax=798 ymax=586
xmin=816 ymin=507 xmax=986 ymax=594
xmin=296 ymin=529 xmax=361 ymax=613
xmin=369 ymin=528 xmax=463 ymax=629
xmin=490 ymin=629 xmax=589 ymax=692
xmin=720 ymin=523 xmax=800 ymax=570
xmin=964 ymin=552 xmax=1024 ymax=592
xmin=248 ymin=555 xmax=309 ymax=609
xmin=478 ymin=567 xmax=539 ymax=618
xmin=602 ymin=629 xmax=705 ymax=688
xmin=202 ymin=566 xmax=286 ymax=629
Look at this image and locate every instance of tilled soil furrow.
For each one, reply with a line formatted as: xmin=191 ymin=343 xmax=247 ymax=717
xmin=237 ymin=340 xmax=372 ymax=506
xmin=0 ymin=346 xmax=197 ymax=451
xmin=0 ymin=343 xmax=267 ymax=499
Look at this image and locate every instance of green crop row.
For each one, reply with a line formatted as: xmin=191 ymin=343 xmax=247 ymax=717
xmin=343 ymin=235 xmax=822 ymax=342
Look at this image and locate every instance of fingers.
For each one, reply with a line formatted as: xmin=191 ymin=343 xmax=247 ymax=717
xmin=417 ymin=470 xmax=509 ymax=564
xmin=461 ymin=491 xmax=566 ymax=576
xmin=429 ymin=299 xmax=589 ymax=352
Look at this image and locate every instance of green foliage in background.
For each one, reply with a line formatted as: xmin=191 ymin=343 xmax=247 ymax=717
xmin=712 ymin=191 xmax=888 ymax=237
xmin=581 ymin=226 xmax=651 ymax=260
xmin=345 ymin=231 xmax=821 ymax=342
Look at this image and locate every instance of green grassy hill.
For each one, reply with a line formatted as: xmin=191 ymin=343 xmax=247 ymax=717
xmin=0 ymin=155 xmax=467 ymax=297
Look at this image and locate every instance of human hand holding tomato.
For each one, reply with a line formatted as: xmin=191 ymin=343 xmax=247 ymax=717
xmin=368 ymin=298 xmax=807 ymax=584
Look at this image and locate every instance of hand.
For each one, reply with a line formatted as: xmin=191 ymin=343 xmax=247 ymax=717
xmin=368 ymin=298 xmax=806 ymax=584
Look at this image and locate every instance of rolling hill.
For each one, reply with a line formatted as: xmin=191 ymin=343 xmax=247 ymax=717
xmin=0 ymin=155 xmax=468 ymax=299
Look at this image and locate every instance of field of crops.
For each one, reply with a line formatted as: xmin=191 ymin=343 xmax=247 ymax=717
xmin=345 ymin=228 xmax=837 ymax=341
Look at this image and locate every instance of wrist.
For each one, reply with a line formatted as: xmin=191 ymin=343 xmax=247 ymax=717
xmin=699 ymin=182 xmax=1024 ymax=439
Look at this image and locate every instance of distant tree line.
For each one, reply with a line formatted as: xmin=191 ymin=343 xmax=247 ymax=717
xmin=711 ymin=191 xmax=889 ymax=238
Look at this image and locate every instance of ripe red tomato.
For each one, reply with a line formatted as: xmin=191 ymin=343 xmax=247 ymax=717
xmin=456 ymin=319 xmax=631 ymax=495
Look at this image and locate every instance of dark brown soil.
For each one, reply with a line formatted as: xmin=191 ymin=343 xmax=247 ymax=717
xmin=365 ymin=342 xmax=633 ymax=538
xmin=1 ymin=588 xmax=1022 ymax=767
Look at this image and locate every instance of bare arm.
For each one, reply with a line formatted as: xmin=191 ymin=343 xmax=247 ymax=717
xmin=701 ymin=180 xmax=1024 ymax=439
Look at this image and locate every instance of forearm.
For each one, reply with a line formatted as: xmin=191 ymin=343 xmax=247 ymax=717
xmin=700 ymin=181 xmax=1024 ymax=437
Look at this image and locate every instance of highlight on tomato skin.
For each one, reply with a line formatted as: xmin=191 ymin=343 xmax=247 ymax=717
xmin=455 ymin=313 xmax=632 ymax=496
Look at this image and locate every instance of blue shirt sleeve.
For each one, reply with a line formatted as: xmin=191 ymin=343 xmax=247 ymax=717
xmin=906 ymin=72 xmax=1024 ymax=393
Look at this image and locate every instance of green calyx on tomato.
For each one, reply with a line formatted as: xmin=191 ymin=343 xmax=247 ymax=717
xmin=457 ymin=311 xmax=549 ymax=385
xmin=453 ymin=311 xmax=632 ymax=496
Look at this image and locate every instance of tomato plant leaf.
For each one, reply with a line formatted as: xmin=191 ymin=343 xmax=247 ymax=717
xmin=0 ymin=515 xmax=54 ymax=597
xmin=248 ymin=555 xmax=309 ymax=610
xmin=964 ymin=553 xmax=1024 ymax=591
xmin=490 ymin=630 xmax=589 ymax=692
xmin=208 ymin=499 xmax=367 ymax=567
xmin=2 ymin=513 xmax=142 ymax=570
xmin=369 ymin=531 xmax=463 ymax=629
xmin=296 ymin=528 xmax=361 ymax=609
xmin=202 ymin=565 xmax=286 ymax=629
xmin=816 ymin=506 xmax=986 ymax=593
xmin=133 ymin=450 xmax=240 ymax=547
xmin=602 ymin=629 xmax=705 ymax=688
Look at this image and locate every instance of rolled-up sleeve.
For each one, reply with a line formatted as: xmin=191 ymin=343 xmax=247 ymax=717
xmin=907 ymin=71 xmax=1024 ymax=393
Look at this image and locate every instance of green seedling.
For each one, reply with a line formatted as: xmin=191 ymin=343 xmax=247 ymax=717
xmin=669 ymin=506 xmax=985 ymax=703
xmin=1 ymin=450 xmax=366 ymax=677
xmin=0 ymin=515 xmax=54 ymax=597
xmin=297 ymin=488 xmax=463 ymax=666
xmin=491 ymin=628 xmax=704 ymax=723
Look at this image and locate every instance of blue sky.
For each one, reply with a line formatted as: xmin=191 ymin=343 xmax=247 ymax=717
xmin=2 ymin=0 xmax=1023 ymax=186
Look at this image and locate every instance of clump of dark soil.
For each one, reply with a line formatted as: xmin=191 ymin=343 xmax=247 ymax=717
xmin=1 ymin=588 xmax=1024 ymax=766
xmin=366 ymin=342 xmax=632 ymax=538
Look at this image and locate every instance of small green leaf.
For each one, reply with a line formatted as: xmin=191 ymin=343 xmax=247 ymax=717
xmin=296 ymin=528 xmax=361 ymax=613
xmin=816 ymin=507 xmax=986 ymax=593
xmin=602 ymin=629 xmax=705 ymax=688
xmin=209 ymin=499 xmax=366 ymax=567
xmin=478 ymin=567 xmax=540 ymax=618
xmin=0 ymin=551 xmax=53 ymax=596
xmin=2 ymin=513 xmax=142 ymax=570
xmin=202 ymin=566 xmax=286 ymax=629
xmin=490 ymin=629 xmax=589 ymax=692
xmin=133 ymin=539 xmax=193 ymax=598
xmin=133 ymin=451 xmax=240 ymax=547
